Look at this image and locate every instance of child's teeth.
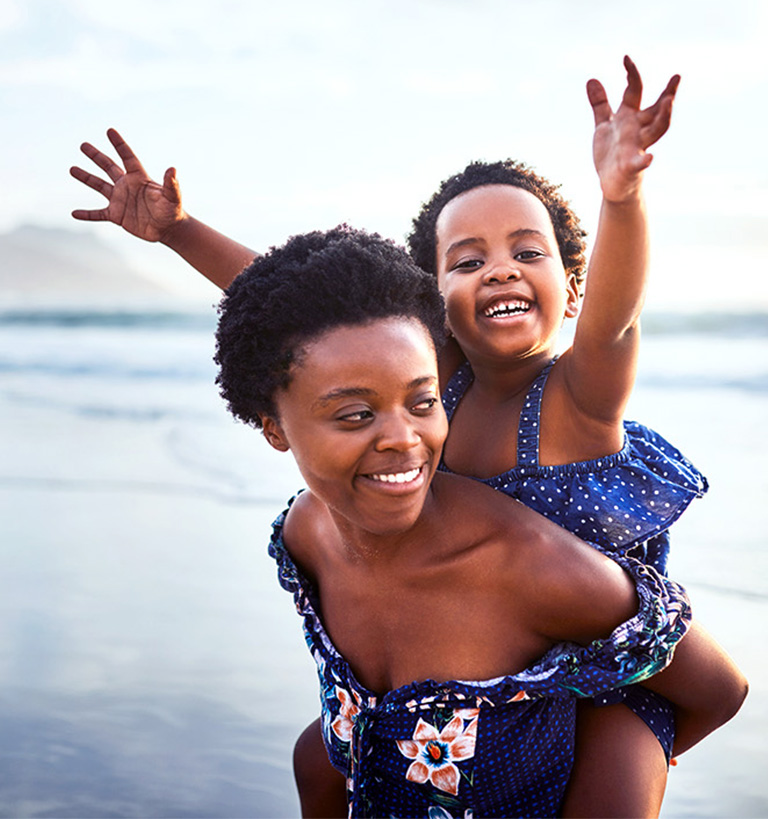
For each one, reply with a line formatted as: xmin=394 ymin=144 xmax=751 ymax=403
xmin=485 ymin=300 xmax=529 ymax=317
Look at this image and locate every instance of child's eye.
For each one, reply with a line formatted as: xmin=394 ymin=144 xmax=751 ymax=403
xmin=515 ymin=249 xmax=544 ymax=261
xmin=450 ymin=258 xmax=483 ymax=273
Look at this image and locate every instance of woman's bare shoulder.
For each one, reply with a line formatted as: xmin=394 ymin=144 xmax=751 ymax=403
xmin=431 ymin=472 xmax=570 ymax=554
xmin=282 ymin=491 xmax=334 ymax=574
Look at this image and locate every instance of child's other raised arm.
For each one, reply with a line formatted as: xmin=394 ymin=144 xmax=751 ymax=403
xmin=566 ymin=57 xmax=679 ymax=423
xmin=70 ymin=129 xmax=255 ymax=290
xmin=641 ymin=620 xmax=748 ymax=757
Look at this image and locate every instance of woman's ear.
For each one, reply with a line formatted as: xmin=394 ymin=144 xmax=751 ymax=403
xmin=564 ymin=274 xmax=581 ymax=319
xmin=262 ymin=416 xmax=290 ymax=452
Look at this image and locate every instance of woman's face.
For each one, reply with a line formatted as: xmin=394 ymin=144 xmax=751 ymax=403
xmin=263 ymin=317 xmax=448 ymax=537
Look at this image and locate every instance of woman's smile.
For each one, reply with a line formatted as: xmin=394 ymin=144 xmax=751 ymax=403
xmin=358 ymin=463 xmax=427 ymax=492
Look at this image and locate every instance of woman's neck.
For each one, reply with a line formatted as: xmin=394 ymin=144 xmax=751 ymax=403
xmin=327 ymin=483 xmax=443 ymax=567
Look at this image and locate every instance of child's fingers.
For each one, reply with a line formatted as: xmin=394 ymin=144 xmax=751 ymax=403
xmin=107 ymin=127 xmax=147 ymax=176
xmin=628 ymin=152 xmax=654 ymax=174
xmin=660 ymin=74 xmax=681 ymax=101
xmin=641 ymin=96 xmax=675 ymax=147
xmin=162 ymin=167 xmax=182 ymax=204
xmin=586 ymin=78 xmax=612 ymax=125
xmin=69 ymin=165 xmax=114 ymax=199
xmin=79 ymin=141 xmax=124 ymax=183
xmin=621 ymin=55 xmax=643 ymax=110
xmin=71 ymin=207 xmax=110 ymax=222
xmin=643 ymin=75 xmax=680 ymax=118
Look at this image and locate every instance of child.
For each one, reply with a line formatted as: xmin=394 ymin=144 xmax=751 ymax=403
xmin=404 ymin=58 xmax=694 ymax=816
xmin=210 ymin=224 xmax=741 ymax=818
xmin=69 ymin=58 xmax=722 ymax=816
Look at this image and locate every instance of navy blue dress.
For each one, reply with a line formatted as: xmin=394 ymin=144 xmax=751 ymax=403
xmin=269 ymin=499 xmax=691 ymax=818
xmin=439 ymin=357 xmax=708 ymax=758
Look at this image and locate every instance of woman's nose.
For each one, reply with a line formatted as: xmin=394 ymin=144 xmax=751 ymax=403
xmin=374 ymin=413 xmax=421 ymax=451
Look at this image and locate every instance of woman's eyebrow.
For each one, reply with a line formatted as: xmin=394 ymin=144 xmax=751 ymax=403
xmin=313 ymin=386 xmax=376 ymax=408
xmin=408 ymin=375 xmax=438 ymax=389
xmin=313 ymin=376 xmax=437 ymax=408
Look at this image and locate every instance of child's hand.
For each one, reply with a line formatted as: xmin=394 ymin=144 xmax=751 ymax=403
xmin=70 ymin=128 xmax=184 ymax=242
xmin=588 ymin=56 xmax=680 ymax=203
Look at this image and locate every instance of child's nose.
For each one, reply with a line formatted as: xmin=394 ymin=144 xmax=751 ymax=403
xmin=482 ymin=262 xmax=521 ymax=284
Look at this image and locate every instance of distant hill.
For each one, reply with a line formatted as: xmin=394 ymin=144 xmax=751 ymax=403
xmin=0 ymin=225 xmax=173 ymax=307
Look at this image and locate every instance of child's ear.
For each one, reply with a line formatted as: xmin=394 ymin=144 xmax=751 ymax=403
xmin=262 ymin=416 xmax=290 ymax=452
xmin=564 ymin=274 xmax=580 ymax=318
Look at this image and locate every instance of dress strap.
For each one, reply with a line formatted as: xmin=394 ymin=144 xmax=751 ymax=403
xmin=440 ymin=360 xmax=474 ymax=422
xmin=516 ymin=357 xmax=558 ymax=471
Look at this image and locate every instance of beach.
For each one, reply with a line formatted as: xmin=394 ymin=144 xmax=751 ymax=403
xmin=0 ymin=307 xmax=766 ymax=818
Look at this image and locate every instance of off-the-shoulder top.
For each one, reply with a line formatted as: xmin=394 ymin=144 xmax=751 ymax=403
xmin=269 ymin=498 xmax=691 ymax=818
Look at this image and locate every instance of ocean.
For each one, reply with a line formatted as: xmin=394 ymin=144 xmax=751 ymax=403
xmin=1 ymin=307 xmax=766 ymax=818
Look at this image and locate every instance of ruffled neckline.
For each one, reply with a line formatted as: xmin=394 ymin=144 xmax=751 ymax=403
xmin=268 ymin=496 xmax=692 ymax=709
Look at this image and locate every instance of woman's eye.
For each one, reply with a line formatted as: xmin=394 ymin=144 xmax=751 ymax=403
xmin=412 ymin=396 xmax=439 ymax=413
xmin=338 ymin=409 xmax=373 ymax=423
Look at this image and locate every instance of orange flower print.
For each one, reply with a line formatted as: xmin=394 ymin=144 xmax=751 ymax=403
xmin=397 ymin=713 xmax=478 ymax=796
xmin=331 ymin=686 xmax=361 ymax=743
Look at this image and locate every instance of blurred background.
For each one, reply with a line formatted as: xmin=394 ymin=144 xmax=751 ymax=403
xmin=1 ymin=1 xmax=766 ymax=816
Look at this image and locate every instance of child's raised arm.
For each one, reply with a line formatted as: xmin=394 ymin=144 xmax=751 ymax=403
xmin=70 ymin=129 xmax=255 ymax=290
xmin=566 ymin=57 xmax=679 ymax=423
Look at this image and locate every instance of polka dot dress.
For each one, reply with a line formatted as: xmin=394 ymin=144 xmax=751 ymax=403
xmin=439 ymin=356 xmax=708 ymax=761
xmin=268 ymin=501 xmax=691 ymax=818
xmin=440 ymin=357 xmax=708 ymax=576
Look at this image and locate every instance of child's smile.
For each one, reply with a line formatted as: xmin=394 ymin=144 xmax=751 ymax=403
xmin=435 ymin=184 xmax=579 ymax=365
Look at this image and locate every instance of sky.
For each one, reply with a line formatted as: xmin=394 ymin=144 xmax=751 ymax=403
xmin=1 ymin=0 xmax=767 ymax=308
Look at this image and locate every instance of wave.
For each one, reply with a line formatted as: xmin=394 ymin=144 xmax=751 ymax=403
xmin=3 ymin=353 xmax=767 ymax=395
xmin=637 ymin=372 xmax=768 ymax=394
xmin=0 ymin=307 xmax=217 ymax=331
xmin=2 ymin=307 xmax=768 ymax=337
xmin=0 ymin=359 xmax=213 ymax=380
xmin=641 ymin=311 xmax=768 ymax=337
xmin=0 ymin=475 xmax=284 ymax=506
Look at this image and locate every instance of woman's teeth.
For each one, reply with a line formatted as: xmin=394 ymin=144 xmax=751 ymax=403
xmin=369 ymin=468 xmax=421 ymax=484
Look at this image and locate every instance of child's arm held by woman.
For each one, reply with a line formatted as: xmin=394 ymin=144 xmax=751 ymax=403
xmin=641 ymin=620 xmax=748 ymax=757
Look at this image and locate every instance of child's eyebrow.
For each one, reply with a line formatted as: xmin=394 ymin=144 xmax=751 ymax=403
xmin=313 ymin=376 xmax=437 ymax=408
xmin=443 ymin=228 xmax=548 ymax=259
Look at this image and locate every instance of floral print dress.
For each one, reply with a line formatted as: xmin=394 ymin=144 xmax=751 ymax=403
xmin=268 ymin=499 xmax=691 ymax=818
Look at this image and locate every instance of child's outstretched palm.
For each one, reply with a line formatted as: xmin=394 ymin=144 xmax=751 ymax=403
xmin=70 ymin=128 xmax=183 ymax=242
xmin=588 ymin=56 xmax=680 ymax=202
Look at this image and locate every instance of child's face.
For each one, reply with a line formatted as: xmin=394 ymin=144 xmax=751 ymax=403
xmin=434 ymin=185 xmax=579 ymax=365
xmin=263 ymin=317 xmax=448 ymax=537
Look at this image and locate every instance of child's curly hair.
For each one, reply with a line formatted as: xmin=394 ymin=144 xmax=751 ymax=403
xmin=215 ymin=225 xmax=447 ymax=428
xmin=407 ymin=160 xmax=588 ymax=292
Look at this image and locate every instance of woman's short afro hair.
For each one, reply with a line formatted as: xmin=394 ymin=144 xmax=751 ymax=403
xmin=407 ymin=159 xmax=588 ymax=291
xmin=215 ymin=225 xmax=447 ymax=428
